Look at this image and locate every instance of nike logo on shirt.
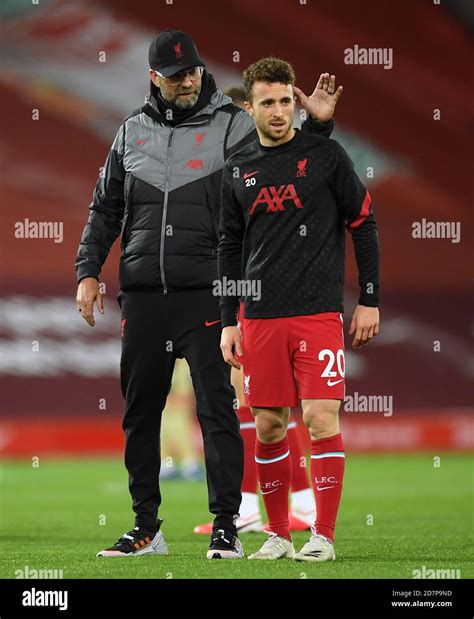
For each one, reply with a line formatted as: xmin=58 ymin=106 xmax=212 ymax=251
xmin=205 ymin=320 xmax=221 ymax=327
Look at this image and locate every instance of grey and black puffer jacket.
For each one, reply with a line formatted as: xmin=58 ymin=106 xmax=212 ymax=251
xmin=75 ymin=72 xmax=334 ymax=293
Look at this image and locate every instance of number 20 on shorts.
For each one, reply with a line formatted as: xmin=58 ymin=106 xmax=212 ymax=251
xmin=319 ymin=348 xmax=345 ymax=378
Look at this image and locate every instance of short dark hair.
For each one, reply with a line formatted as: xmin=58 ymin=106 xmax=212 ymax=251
xmin=243 ymin=57 xmax=296 ymax=101
xmin=224 ymin=86 xmax=246 ymax=107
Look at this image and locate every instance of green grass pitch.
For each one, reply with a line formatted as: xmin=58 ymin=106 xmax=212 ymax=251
xmin=0 ymin=454 xmax=472 ymax=579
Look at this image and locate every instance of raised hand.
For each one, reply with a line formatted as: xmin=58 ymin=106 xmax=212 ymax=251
xmin=294 ymin=73 xmax=343 ymax=123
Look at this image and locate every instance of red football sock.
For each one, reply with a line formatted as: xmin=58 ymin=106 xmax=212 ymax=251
xmin=288 ymin=419 xmax=310 ymax=492
xmin=310 ymin=433 xmax=345 ymax=542
xmin=237 ymin=406 xmax=258 ymax=494
xmin=255 ymin=435 xmax=292 ymax=540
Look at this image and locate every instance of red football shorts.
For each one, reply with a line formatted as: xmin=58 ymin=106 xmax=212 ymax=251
xmin=237 ymin=307 xmax=345 ymax=407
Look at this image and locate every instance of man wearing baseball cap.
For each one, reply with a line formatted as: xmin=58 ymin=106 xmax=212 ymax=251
xmin=75 ymin=30 xmax=342 ymax=559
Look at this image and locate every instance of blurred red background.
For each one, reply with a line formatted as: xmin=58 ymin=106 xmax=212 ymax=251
xmin=0 ymin=0 xmax=472 ymax=455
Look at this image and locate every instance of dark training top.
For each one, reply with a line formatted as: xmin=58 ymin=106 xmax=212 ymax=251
xmin=217 ymin=129 xmax=380 ymax=326
xmin=75 ymin=70 xmax=334 ymax=293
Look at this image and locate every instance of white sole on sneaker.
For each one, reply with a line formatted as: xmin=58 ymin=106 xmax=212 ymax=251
xmin=96 ymin=530 xmax=169 ymax=557
xmin=248 ymin=546 xmax=295 ymax=560
xmin=206 ymin=539 xmax=244 ymax=560
xmin=293 ymin=552 xmax=336 ymax=562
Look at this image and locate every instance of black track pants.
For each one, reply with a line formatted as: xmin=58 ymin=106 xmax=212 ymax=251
xmin=117 ymin=288 xmax=243 ymax=532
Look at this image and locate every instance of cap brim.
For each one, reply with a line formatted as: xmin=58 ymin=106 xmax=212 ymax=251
xmin=157 ymin=58 xmax=206 ymax=78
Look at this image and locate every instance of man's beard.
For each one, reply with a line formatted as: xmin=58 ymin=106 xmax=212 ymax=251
xmin=162 ymin=84 xmax=202 ymax=109
xmin=259 ymin=120 xmax=292 ymax=143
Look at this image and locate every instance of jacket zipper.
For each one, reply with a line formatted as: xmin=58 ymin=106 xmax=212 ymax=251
xmin=159 ymin=119 xmax=208 ymax=294
xmin=160 ymin=129 xmax=174 ymax=294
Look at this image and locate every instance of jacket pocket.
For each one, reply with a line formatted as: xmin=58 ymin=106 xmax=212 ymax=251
xmin=121 ymin=173 xmax=135 ymax=254
xmin=203 ymin=179 xmax=220 ymax=243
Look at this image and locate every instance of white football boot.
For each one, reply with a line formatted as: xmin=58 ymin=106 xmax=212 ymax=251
xmin=248 ymin=531 xmax=295 ymax=560
xmin=293 ymin=528 xmax=336 ymax=562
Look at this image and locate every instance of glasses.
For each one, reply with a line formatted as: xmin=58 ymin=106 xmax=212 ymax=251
xmin=155 ymin=66 xmax=203 ymax=87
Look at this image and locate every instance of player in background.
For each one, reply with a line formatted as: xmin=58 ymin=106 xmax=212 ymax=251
xmin=160 ymin=358 xmax=203 ymax=481
xmin=194 ymin=84 xmax=340 ymax=534
xmin=218 ymin=58 xmax=380 ymax=561
xmin=223 ymin=86 xmax=247 ymax=109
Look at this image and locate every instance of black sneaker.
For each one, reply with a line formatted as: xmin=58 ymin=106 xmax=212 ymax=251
xmin=96 ymin=518 xmax=168 ymax=557
xmin=206 ymin=528 xmax=244 ymax=559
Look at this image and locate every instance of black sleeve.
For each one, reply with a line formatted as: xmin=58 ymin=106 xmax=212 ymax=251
xmin=333 ymin=143 xmax=380 ymax=307
xmin=217 ymin=162 xmax=246 ymax=326
xmin=301 ymin=115 xmax=334 ymax=137
xmin=75 ymin=126 xmax=126 ymax=283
